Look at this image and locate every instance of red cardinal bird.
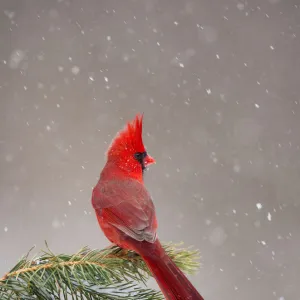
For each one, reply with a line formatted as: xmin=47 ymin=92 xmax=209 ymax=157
xmin=92 ymin=114 xmax=204 ymax=300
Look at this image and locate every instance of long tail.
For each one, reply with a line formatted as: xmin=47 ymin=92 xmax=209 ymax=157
xmin=132 ymin=239 xmax=204 ymax=300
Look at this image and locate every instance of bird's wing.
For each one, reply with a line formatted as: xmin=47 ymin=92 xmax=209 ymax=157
xmin=92 ymin=179 xmax=157 ymax=242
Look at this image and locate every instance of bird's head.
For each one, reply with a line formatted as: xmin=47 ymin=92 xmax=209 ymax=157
xmin=106 ymin=114 xmax=155 ymax=176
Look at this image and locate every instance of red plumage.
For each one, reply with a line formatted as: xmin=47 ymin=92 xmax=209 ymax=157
xmin=92 ymin=114 xmax=204 ymax=300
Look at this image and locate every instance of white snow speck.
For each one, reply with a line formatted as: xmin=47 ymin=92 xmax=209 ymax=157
xmin=104 ymin=76 xmax=108 ymax=82
xmin=4 ymin=10 xmax=15 ymax=19
xmin=255 ymin=103 xmax=260 ymax=108
xmin=233 ymin=209 xmax=237 ymax=214
xmin=233 ymin=164 xmax=241 ymax=173
xmin=205 ymin=219 xmax=212 ymax=225
xmin=106 ymin=36 xmax=111 ymax=41
xmin=4 ymin=226 xmax=8 ymax=232
xmin=89 ymin=76 xmax=94 ymax=82
xmin=179 ymin=63 xmax=184 ymax=68
xmin=5 ymin=154 xmax=13 ymax=162
xmin=256 ymin=203 xmax=263 ymax=210
xmin=123 ymin=54 xmax=129 ymax=62
xmin=68 ymin=201 xmax=72 ymax=206
xmin=270 ymin=45 xmax=275 ymax=50
xmin=237 ymin=3 xmax=245 ymax=10
xmin=71 ymin=66 xmax=80 ymax=75
xmin=52 ymin=219 xmax=61 ymax=229
xmin=9 ymin=49 xmax=25 ymax=69
xmin=210 ymin=152 xmax=218 ymax=163
xmin=206 ymin=88 xmax=212 ymax=95
xmin=267 ymin=212 xmax=272 ymax=221
xmin=56 ymin=103 xmax=60 ymax=108
xmin=209 ymin=226 xmax=228 ymax=246
xmin=38 ymin=82 xmax=44 ymax=89
xmin=216 ymin=54 xmax=220 ymax=59
xmin=261 ymin=240 xmax=267 ymax=246
xmin=37 ymin=53 xmax=45 ymax=60
xmin=174 ymin=21 xmax=179 ymax=26
xmin=46 ymin=125 xmax=51 ymax=131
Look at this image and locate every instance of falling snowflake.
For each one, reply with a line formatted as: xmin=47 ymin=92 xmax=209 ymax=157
xmin=256 ymin=203 xmax=263 ymax=210
xmin=5 ymin=154 xmax=13 ymax=162
xmin=237 ymin=3 xmax=245 ymax=10
xmin=71 ymin=66 xmax=80 ymax=75
xmin=9 ymin=49 xmax=25 ymax=69
xmin=4 ymin=10 xmax=15 ymax=19
xmin=52 ymin=219 xmax=61 ymax=229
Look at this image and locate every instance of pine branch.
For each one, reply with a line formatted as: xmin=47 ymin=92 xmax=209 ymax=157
xmin=0 ymin=242 xmax=200 ymax=300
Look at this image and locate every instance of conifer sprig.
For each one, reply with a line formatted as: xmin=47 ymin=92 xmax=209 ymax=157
xmin=0 ymin=242 xmax=200 ymax=300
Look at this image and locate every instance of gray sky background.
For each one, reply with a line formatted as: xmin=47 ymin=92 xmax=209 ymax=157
xmin=0 ymin=0 xmax=299 ymax=299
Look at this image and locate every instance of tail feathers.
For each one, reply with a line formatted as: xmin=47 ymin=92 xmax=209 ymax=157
xmin=134 ymin=239 xmax=204 ymax=300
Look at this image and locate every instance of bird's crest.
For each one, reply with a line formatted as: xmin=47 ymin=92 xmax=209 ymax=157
xmin=107 ymin=114 xmax=146 ymax=158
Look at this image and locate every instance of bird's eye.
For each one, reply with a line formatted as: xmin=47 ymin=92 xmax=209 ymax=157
xmin=134 ymin=152 xmax=142 ymax=160
xmin=134 ymin=151 xmax=147 ymax=162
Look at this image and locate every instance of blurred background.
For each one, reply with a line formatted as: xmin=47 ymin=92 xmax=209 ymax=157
xmin=0 ymin=0 xmax=299 ymax=299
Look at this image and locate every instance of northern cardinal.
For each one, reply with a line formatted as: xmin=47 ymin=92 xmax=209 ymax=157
xmin=92 ymin=114 xmax=204 ymax=300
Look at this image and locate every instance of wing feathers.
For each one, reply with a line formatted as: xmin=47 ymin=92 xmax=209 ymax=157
xmin=92 ymin=179 xmax=157 ymax=243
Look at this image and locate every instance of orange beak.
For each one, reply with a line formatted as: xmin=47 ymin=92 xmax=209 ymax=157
xmin=144 ymin=154 xmax=156 ymax=166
